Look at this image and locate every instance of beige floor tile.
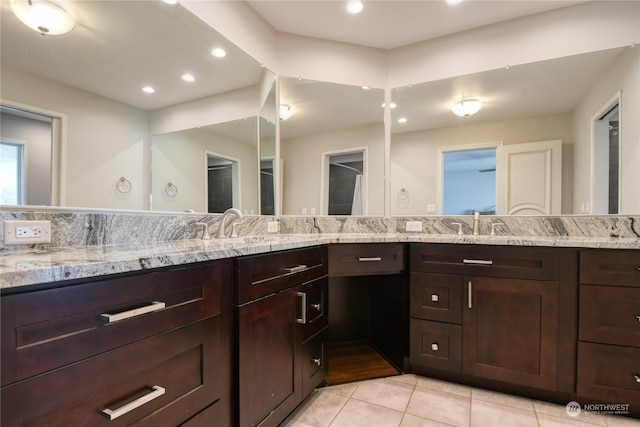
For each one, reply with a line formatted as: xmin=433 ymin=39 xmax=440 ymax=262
xmin=391 ymin=374 xmax=420 ymax=386
xmin=602 ymin=414 xmax=640 ymax=426
xmin=536 ymin=412 xmax=606 ymax=427
xmin=405 ymin=386 xmax=471 ymax=427
xmin=324 ymin=382 xmax=359 ymax=398
xmin=471 ymin=387 xmax=535 ymax=411
xmin=282 ymin=389 xmax=349 ymax=427
xmin=400 ymin=413 xmax=459 ymax=427
xmin=330 ymin=398 xmax=404 ymax=427
xmin=415 ymin=376 xmax=472 ymax=398
xmin=351 ymin=377 xmax=415 ymax=412
xmin=470 ymin=399 xmax=538 ymax=427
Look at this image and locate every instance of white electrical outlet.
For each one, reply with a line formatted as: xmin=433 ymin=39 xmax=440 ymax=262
xmin=4 ymin=220 xmax=51 ymax=244
xmin=405 ymin=221 xmax=422 ymax=232
xmin=266 ymin=221 xmax=279 ymax=233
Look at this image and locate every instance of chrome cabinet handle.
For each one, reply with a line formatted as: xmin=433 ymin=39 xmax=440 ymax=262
xmin=636 ymin=315 xmax=640 ymax=322
xmin=297 ymin=292 xmax=307 ymax=324
xmin=468 ymin=281 xmax=472 ymax=309
xmin=312 ymin=303 xmax=322 ymax=311
xmin=101 ymin=301 xmax=165 ymax=323
xmin=463 ymin=259 xmax=493 ymax=265
xmin=635 ymin=375 xmax=640 ymax=383
xmin=102 ymin=385 xmax=165 ymax=420
xmin=285 ymin=265 xmax=307 ymax=273
xmin=358 ymin=257 xmax=382 ymax=262
xmin=312 ymin=357 xmax=322 ymax=367
xmin=431 ymin=294 xmax=439 ymax=302
xmin=431 ymin=343 xmax=439 ymax=351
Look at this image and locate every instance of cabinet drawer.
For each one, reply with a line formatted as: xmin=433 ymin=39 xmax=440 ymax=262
xmin=411 ymin=272 xmax=462 ymax=324
xmin=236 ymin=246 xmax=328 ymax=305
xmin=577 ymin=342 xmax=640 ymax=406
xmin=580 ymin=285 xmax=640 ymax=347
xmin=410 ymin=318 xmax=462 ymax=372
xmin=411 ymin=244 xmax=558 ymax=281
xmin=1 ymin=317 xmax=223 ymax=427
xmin=302 ymin=328 xmax=328 ymax=397
xmin=329 ymin=243 xmax=406 ymax=277
xmin=1 ymin=260 xmax=231 ymax=386
xmin=302 ymin=277 xmax=329 ymax=340
xmin=581 ymin=250 xmax=640 ymax=287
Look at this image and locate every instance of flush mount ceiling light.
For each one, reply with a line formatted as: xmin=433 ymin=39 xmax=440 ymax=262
xmin=452 ymin=98 xmax=482 ymax=117
xmin=211 ymin=47 xmax=226 ymax=58
xmin=279 ymin=104 xmax=295 ymax=121
xmin=346 ymin=1 xmax=363 ymax=14
xmin=11 ymin=0 xmax=75 ymax=35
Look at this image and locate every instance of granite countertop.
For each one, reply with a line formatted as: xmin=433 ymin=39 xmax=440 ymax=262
xmin=1 ymin=233 xmax=639 ymax=290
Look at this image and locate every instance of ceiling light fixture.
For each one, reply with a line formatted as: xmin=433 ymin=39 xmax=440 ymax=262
xmin=280 ymin=104 xmax=295 ymax=121
xmin=10 ymin=0 xmax=75 ymax=35
xmin=211 ymin=47 xmax=226 ymax=58
xmin=452 ymin=98 xmax=482 ymax=117
xmin=446 ymin=0 xmax=463 ymax=5
xmin=398 ymin=117 xmax=407 ymax=124
xmin=346 ymin=1 xmax=363 ymax=14
xmin=382 ymin=102 xmax=397 ymax=109
xmin=142 ymin=86 xmax=155 ymax=94
xmin=182 ymin=73 xmax=195 ymax=82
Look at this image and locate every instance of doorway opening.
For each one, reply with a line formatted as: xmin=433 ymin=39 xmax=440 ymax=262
xmin=441 ymin=147 xmax=496 ymax=215
xmin=592 ymin=97 xmax=620 ymax=214
xmin=323 ymin=150 xmax=365 ymax=215
xmin=0 ymin=141 xmax=25 ymax=205
xmin=206 ymin=152 xmax=238 ymax=213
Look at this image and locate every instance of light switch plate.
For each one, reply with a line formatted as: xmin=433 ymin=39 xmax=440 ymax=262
xmin=4 ymin=220 xmax=51 ymax=244
xmin=405 ymin=221 xmax=422 ymax=232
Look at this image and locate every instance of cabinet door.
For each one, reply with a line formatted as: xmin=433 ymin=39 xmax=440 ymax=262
xmin=463 ymin=276 xmax=558 ymax=390
xmin=237 ymin=289 xmax=302 ymax=427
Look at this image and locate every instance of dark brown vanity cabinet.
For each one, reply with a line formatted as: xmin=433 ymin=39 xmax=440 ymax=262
xmin=577 ymin=249 xmax=640 ymax=415
xmin=410 ymin=244 xmax=578 ymax=396
xmin=1 ymin=260 xmax=234 ymax=427
xmin=236 ymin=246 xmax=328 ymax=427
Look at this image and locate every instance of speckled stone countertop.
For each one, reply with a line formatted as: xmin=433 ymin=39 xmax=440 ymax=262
xmin=1 ymin=233 xmax=639 ymax=290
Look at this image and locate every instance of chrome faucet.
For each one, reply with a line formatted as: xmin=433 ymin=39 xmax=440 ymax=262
xmin=472 ymin=211 xmax=480 ymax=235
xmin=215 ymin=208 xmax=244 ymax=239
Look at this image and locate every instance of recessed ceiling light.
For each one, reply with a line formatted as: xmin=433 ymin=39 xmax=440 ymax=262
xmin=447 ymin=0 xmax=463 ymax=5
xmin=182 ymin=73 xmax=195 ymax=82
xmin=398 ymin=117 xmax=407 ymax=123
xmin=362 ymin=85 xmax=370 ymax=90
xmin=346 ymin=1 xmax=363 ymax=14
xmin=382 ymin=102 xmax=397 ymax=109
xmin=142 ymin=86 xmax=155 ymax=94
xmin=211 ymin=47 xmax=226 ymax=58
xmin=162 ymin=0 xmax=178 ymax=4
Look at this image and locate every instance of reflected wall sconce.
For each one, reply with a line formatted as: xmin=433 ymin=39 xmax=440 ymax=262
xmin=452 ymin=98 xmax=482 ymax=117
xmin=279 ymin=104 xmax=295 ymax=121
xmin=11 ymin=0 xmax=76 ymax=35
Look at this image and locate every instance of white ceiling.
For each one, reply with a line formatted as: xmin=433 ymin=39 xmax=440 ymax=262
xmin=246 ymin=0 xmax=587 ymax=50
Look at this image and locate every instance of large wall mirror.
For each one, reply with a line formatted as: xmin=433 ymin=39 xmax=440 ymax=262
xmin=390 ymin=46 xmax=639 ymax=216
xmin=279 ymin=78 xmax=385 ymax=216
xmin=0 ymin=0 xmax=269 ymax=213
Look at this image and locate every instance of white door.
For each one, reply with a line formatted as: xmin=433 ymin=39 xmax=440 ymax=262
xmin=496 ymin=140 xmax=562 ymax=215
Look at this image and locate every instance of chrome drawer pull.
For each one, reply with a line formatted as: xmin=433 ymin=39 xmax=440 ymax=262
xmin=358 ymin=257 xmax=383 ymax=262
xmin=468 ymin=281 xmax=473 ymax=309
xmin=284 ymin=265 xmax=307 ymax=273
xmin=463 ymin=259 xmax=493 ymax=265
xmin=431 ymin=294 xmax=439 ymax=302
xmin=637 ymin=315 xmax=640 ymax=322
xmin=431 ymin=343 xmax=439 ymax=351
xmin=635 ymin=375 xmax=640 ymax=383
xmin=102 ymin=385 xmax=165 ymax=420
xmin=312 ymin=303 xmax=322 ymax=311
xmin=312 ymin=357 xmax=322 ymax=367
xmin=101 ymin=301 xmax=165 ymax=323
xmin=297 ymin=292 xmax=307 ymax=324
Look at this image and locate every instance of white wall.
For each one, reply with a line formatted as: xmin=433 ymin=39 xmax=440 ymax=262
xmin=390 ymin=114 xmax=573 ymax=215
xmin=152 ymin=127 xmax=258 ymax=213
xmin=1 ymin=66 xmax=149 ymax=210
xmin=572 ymin=47 xmax=640 ymax=214
xmin=281 ymin=123 xmax=385 ymax=216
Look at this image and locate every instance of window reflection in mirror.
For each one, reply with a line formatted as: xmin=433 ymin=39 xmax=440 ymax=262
xmin=390 ymin=46 xmax=640 ymax=216
xmin=442 ymin=148 xmax=496 ymax=215
xmin=280 ymin=78 xmax=385 ymax=216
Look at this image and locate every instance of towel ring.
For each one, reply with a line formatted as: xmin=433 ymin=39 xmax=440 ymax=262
xmin=116 ymin=177 xmax=132 ymax=194
xmin=397 ymin=187 xmax=409 ymax=209
xmin=164 ymin=182 xmax=178 ymax=198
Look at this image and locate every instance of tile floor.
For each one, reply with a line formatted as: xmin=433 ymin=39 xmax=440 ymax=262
xmin=280 ymin=374 xmax=640 ymax=427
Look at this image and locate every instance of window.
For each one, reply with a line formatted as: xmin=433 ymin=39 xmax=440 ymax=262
xmin=0 ymin=141 xmax=25 ymax=205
